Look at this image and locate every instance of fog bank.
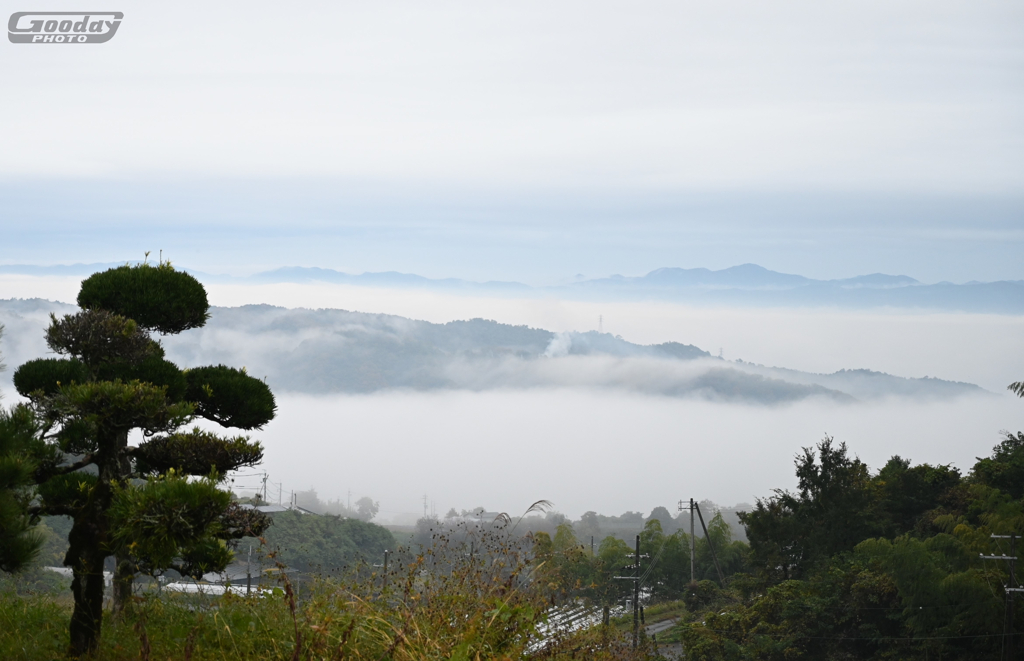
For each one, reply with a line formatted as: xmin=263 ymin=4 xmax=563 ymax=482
xmin=202 ymin=283 xmax=1024 ymax=393
xmin=1 ymin=276 xmax=1019 ymax=393
xmin=256 ymin=390 xmax=1023 ymax=522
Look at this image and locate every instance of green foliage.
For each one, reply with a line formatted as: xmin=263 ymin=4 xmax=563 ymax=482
xmin=874 ymin=456 xmax=961 ymax=535
xmin=36 ymin=473 xmax=98 ymax=513
xmin=692 ymin=514 xmax=749 ymax=586
xmin=0 ymin=532 xmax=653 ymax=661
xmin=686 ymin=428 xmax=1024 ymax=660
xmin=970 ymin=430 xmax=1024 ymax=499
xmin=45 ymin=310 xmax=158 ymax=366
xmin=216 ymin=502 xmax=272 ymax=540
xmin=109 ymin=472 xmax=234 ymax=579
xmin=855 ymin=535 xmax=1000 ymax=641
xmin=532 ymin=523 xmax=590 ymax=603
xmin=742 ymin=437 xmax=878 ymax=581
xmin=12 ymin=358 xmax=89 ymax=398
xmin=44 ymin=380 xmax=194 ymax=439
xmin=52 ymin=417 xmax=96 ymax=455
xmin=94 ymin=355 xmax=188 ymax=402
xmin=1009 ymin=381 xmax=1024 ymax=397
xmin=0 ymin=564 xmax=72 ymax=597
xmin=0 ymin=519 xmax=73 ymax=596
xmin=77 ymin=263 xmax=210 ymax=335
xmin=244 ymin=510 xmax=393 ymax=574
xmin=2 ymin=261 xmax=277 ymax=654
xmin=679 ymin=560 xmax=905 ymax=661
xmin=185 ymin=365 xmax=277 ymax=429
xmin=34 ymin=518 xmax=72 ymax=567
xmin=0 ymin=406 xmax=48 ymax=573
xmin=134 ymin=429 xmax=263 ymax=476
xmin=528 ymin=508 xmax=751 ymax=613
xmin=682 ymin=580 xmax=724 ymax=613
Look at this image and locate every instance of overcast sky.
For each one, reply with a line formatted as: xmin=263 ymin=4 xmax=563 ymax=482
xmin=3 ymin=3 xmax=1023 ymax=520
xmin=2 ymin=1 xmax=1022 ymax=281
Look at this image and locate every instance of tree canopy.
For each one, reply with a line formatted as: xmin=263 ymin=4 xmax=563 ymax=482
xmin=1 ymin=261 xmax=277 ymax=656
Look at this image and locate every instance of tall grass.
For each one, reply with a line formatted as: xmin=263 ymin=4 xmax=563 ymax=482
xmin=1 ymin=523 xmax=658 ymax=660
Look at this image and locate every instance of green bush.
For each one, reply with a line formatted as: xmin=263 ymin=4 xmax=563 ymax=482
xmin=13 ymin=358 xmax=89 ymax=398
xmin=78 ymin=263 xmax=209 ymax=334
xmin=185 ymin=366 xmax=276 ymax=430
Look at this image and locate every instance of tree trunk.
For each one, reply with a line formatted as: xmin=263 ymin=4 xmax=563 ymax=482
xmin=68 ymin=557 xmax=106 ymax=657
xmin=66 ymin=515 xmax=108 ymax=657
xmin=112 ymin=551 xmax=134 ymax=615
xmin=66 ymin=433 xmax=124 ymax=656
xmin=110 ymin=432 xmax=135 ymax=614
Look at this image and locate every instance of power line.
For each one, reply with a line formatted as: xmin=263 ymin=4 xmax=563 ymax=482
xmin=612 ymin=534 xmax=649 ymax=650
xmin=678 ymin=624 xmax=1020 ymax=642
xmin=980 ymin=532 xmax=1020 ymax=661
xmin=694 ymin=502 xmax=725 ymax=585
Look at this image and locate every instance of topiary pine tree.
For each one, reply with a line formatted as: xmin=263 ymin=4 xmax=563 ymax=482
xmin=3 ymin=261 xmax=276 ymax=656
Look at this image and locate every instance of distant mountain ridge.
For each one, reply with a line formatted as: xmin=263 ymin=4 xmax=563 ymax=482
xmin=578 ymin=264 xmax=924 ymax=291
xmin=1 ymin=262 xmax=1021 ymax=313
xmin=621 ymin=264 xmax=920 ymax=290
xmin=250 ymin=264 xmax=1024 ymax=313
xmin=0 ymin=298 xmax=988 ymax=405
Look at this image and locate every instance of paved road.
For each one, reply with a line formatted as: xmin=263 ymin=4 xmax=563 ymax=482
xmin=646 ymin=617 xmax=678 ymax=636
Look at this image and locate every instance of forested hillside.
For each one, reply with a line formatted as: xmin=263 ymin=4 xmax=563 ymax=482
xmin=0 ymin=299 xmax=986 ymax=404
xmin=672 ymin=430 xmax=1024 ymax=658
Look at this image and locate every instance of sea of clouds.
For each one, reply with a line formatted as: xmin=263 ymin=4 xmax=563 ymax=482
xmin=1 ymin=275 xmax=1021 ymax=520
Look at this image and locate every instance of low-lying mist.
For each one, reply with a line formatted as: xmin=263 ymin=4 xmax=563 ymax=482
xmin=0 ymin=278 xmax=1020 ymax=524
xmin=255 ymin=389 xmax=1021 ymax=523
xmin=196 ymin=280 xmax=1024 ymax=393
xmin=0 ymin=297 xmax=988 ymax=404
xmin=2 ymin=274 xmax=1021 ymax=392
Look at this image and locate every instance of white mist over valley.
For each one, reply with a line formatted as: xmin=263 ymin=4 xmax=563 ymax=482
xmin=2 ymin=273 xmax=1020 ymax=522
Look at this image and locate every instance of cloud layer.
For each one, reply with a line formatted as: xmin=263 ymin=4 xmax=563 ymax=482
xmin=3 ymin=2 xmax=1021 ymax=192
xmin=0 ymin=298 xmax=990 ymax=405
xmin=257 ymin=389 xmax=1021 ymax=521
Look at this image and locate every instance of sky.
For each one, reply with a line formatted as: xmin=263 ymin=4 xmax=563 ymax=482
xmin=1 ymin=1 xmax=1022 ymax=282
xmin=2 ymin=2 xmax=1023 ymax=520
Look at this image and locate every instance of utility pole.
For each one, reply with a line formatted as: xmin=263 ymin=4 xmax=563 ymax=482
xmin=678 ymin=499 xmax=696 ymax=583
xmin=1012 ymin=534 xmax=1018 ymax=661
xmin=613 ymin=534 xmax=649 ymax=649
xmin=633 ymin=535 xmax=640 ymax=649
xmin=373 ymin=549 xmax=391 ymax=593
xmin=261 ymin=472 xmax=268 ymax=503
xmin=982 ymin=533 xmax=1021 ymax=660
xmin=422 ymin=494 xmax=428 ymax=519
xmin=690 ymin=499 xmax=695 ymax=583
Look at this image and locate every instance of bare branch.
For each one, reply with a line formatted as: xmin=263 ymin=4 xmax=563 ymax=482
xmin=52 ymin=454 xmax=96 ymax=476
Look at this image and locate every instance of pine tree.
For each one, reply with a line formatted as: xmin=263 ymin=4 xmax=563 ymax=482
xmin=4 ymin=261 xmax=276 ymax=656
